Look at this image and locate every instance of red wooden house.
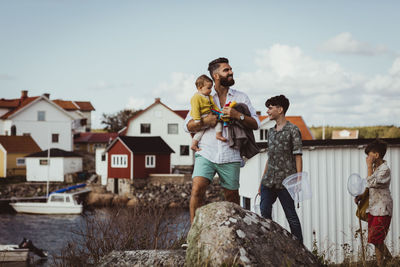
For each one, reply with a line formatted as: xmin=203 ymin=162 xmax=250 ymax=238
xmin=106 ymin=136 xmax=174 ymax=194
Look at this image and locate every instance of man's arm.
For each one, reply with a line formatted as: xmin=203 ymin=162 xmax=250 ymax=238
xmin=222 ymin=106 xmax=258 ymax=130
xmin=295 ymin=155 xmax=302 ymax=173
xmin=187 ymin=113 xmax=218 ymax=132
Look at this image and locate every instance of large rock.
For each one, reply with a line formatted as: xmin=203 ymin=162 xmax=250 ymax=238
xmin=186 ymin=201 xmax=320 ymax=267
xmin=98 ymin=250 xmax=185 ymax=267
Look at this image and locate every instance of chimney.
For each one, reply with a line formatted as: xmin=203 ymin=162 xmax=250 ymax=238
xmin=44 ymin=93 xmax=50 ymax=99
xmin=155 ymin=97 xmax=161 ymax=103
xmin=21 ymin=90 xmax=28 ymax=100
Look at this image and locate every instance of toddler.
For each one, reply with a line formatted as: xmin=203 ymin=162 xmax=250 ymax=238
xmin=190 ymin=75 xmax=225 ymax=151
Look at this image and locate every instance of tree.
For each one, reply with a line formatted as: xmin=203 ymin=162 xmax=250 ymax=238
xmin=101 ymin=108 xmax=142 ymax=132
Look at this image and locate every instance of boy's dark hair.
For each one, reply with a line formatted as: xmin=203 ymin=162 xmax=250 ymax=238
xmin=365 ymin=139 xmax=388 ymax=158
xmin=195 ymin=75 xmax=213 ymax=89
xmin=265 ymin=95 xmax=290 ymax=114
xmin=208 ymin=57 xmax=229 ymax=80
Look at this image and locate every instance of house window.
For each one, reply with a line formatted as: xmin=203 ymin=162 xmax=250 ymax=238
xmin=145 ymin=155 xmax=156 ymax=168
xmin=11 ymin=125 xmax=16 ymax=136
xmin=38 ymin=111 xmax=46 ymax=121
xmin=40 ymin=159 xmax=49 ymax=165
xmin=242 ymin=197 xmax=251 ymax=210
xmin=260 ymin=129 xmax=268 ymax=141
xmin=168 ymin=123 xmax=178 ymax=134
xmin=111 ymin=154 xmax=128 ymax=168
xmin=180 ymin=145 xmax=189 ymax=156
xmin=140 ymin=123 xmax=151 ymax=134
xmin=16 ymin=158 xmax=26 ymax=166
xmin=101 ymin=154 xmax=106 ymax=161
xmin=52 ymin=134 xmax=59 ymax=143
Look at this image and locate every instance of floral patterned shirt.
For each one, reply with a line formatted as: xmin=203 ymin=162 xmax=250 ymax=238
xmin=261 ymin=121 xmax=302 ymax=189
xmin=366 ymin=161 xmax=393 ymax=217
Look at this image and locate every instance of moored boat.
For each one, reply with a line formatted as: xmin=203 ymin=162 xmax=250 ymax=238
xmin=10 ymin=192 xmax=83 ymax=215
xmin=0 ymin=245 xmax=29 ymax=262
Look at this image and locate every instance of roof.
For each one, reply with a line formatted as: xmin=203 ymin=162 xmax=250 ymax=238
xmin=0 ymin=97 xmax=39 ymax=119
xmin=259 ymin=115 xmax=314 ymax=140
xmin=53 ymin=100 xmax=95 ymax=111
xmin=0 ymin=135 xmax=41 ymax=153
xmin=109 ymin=136 xmax=174 ymax=154
xmin=0 ymin=91 xmax=95 ymax=119
xmin=332 ymin=129 xmax=359 ymax=139
xmin=174 ymin=110 xmax=189 ymax=119
xmin=26 ymin=148 xmax=82 ymax=158
xmin=74 ymin=101 xmax=95 ymax=111
xmin=74 ymin=132 xmax=118 ymax=143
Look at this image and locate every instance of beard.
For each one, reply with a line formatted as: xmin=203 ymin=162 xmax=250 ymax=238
xmin=220 ymin=75 xmax=235 ymax=87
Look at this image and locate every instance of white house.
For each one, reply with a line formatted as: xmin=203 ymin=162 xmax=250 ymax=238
xmin=25 ymin=148 xmax=83 ymax=182
xmin=239 ymin=138 xmax=400 ymax=263
xmin=121 ymin=98 xmax=193 ymax=171
xmin=0 ymin=91 xmax=95 ymax=151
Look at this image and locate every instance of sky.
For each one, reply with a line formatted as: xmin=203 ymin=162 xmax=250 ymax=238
xmin=1 ymin=0 xmax=399 ymax=129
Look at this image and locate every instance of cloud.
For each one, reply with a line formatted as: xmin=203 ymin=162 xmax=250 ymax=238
xmin=237 ymin=44 xmax=399 ymax=126
xmin=321 ymin=32 xmax=393 ymax=56
xmin=365 ymin=57 xmax=400 ymax=97
xmin=153 ymin=72 xmax=195 ymax=110
xmin=157 ymin=44 xmax=400 ymax=126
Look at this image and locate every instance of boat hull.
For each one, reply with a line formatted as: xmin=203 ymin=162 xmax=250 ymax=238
xmin=0 ymin=246 xmax=29 ymax=262
xmin=10 ymin=202 xmax=83 ymax=215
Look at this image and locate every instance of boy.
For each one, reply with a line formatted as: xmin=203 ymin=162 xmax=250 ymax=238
xmin=190 ymin=74 xmax=225 ymax=151
xmin=355 ymin=139 xmax=393 ymax=266
xmin=258 ymin=95 xmax=303 ymax=243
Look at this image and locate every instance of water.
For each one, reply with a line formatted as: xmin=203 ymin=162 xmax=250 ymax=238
xmin=0 ymin=208 xmax=189 ymax=266
xmin=0 ymin=210 xmax=91 ymax=266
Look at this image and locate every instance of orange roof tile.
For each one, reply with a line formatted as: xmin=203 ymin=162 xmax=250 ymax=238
xmin=0 ymin=135 xmax=41 ymax=153
xmin=0 ymin=97 xmax=39 ymax=119
xmin=53 ymin=100 xmax=78 ymax=110
xmin=75 ymin=101 xmax=95 ymax=111
xmin=259 ymin=115 xmax=314 ymax=140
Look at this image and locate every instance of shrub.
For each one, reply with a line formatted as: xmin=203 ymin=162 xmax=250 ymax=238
xmin=52 ymin=205 xmax=190 ymax=266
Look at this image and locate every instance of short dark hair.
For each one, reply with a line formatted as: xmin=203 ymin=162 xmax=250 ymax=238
xmin=365 ymin=139 xmax=388 ymax=158
xmin=208 ymin=57 xmax=229 ymax=80
xmin=195 ymin=74 xmax=213 ymax=89
xmin=265 ymin=95 xmax=290 ymax=114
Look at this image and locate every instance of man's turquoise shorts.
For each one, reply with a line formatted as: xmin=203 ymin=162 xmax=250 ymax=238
xmin=192 ymin=154 xmax=240 ymax=190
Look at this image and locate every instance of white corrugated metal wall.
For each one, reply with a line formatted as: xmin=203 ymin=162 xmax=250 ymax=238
xmin=239 ymin=144 xmax=400 ymax=263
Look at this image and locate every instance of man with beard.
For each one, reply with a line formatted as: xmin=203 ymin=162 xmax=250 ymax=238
xmin=185 ymin=57 xmax=260 ymax=224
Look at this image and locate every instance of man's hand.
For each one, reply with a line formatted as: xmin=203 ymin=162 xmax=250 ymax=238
xmin=203 ymin=113 xmax=218 ymax=127
xmin=187 ymin=113 xmax=218 ymax=132
xmin=222 ymin=106 xmax=240 ymax=120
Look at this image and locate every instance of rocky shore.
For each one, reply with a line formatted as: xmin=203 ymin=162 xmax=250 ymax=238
xmin=87 ymin=180 xmax=224 ymax=208
xmin=0 ymin=179 xmax=224 ymax=209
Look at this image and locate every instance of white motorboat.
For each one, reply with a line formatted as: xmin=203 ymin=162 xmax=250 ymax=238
xmin=10 ymin=192 xmax=83 ymax=215
xmin=0 ymin=245 xmax=29 ymax=262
